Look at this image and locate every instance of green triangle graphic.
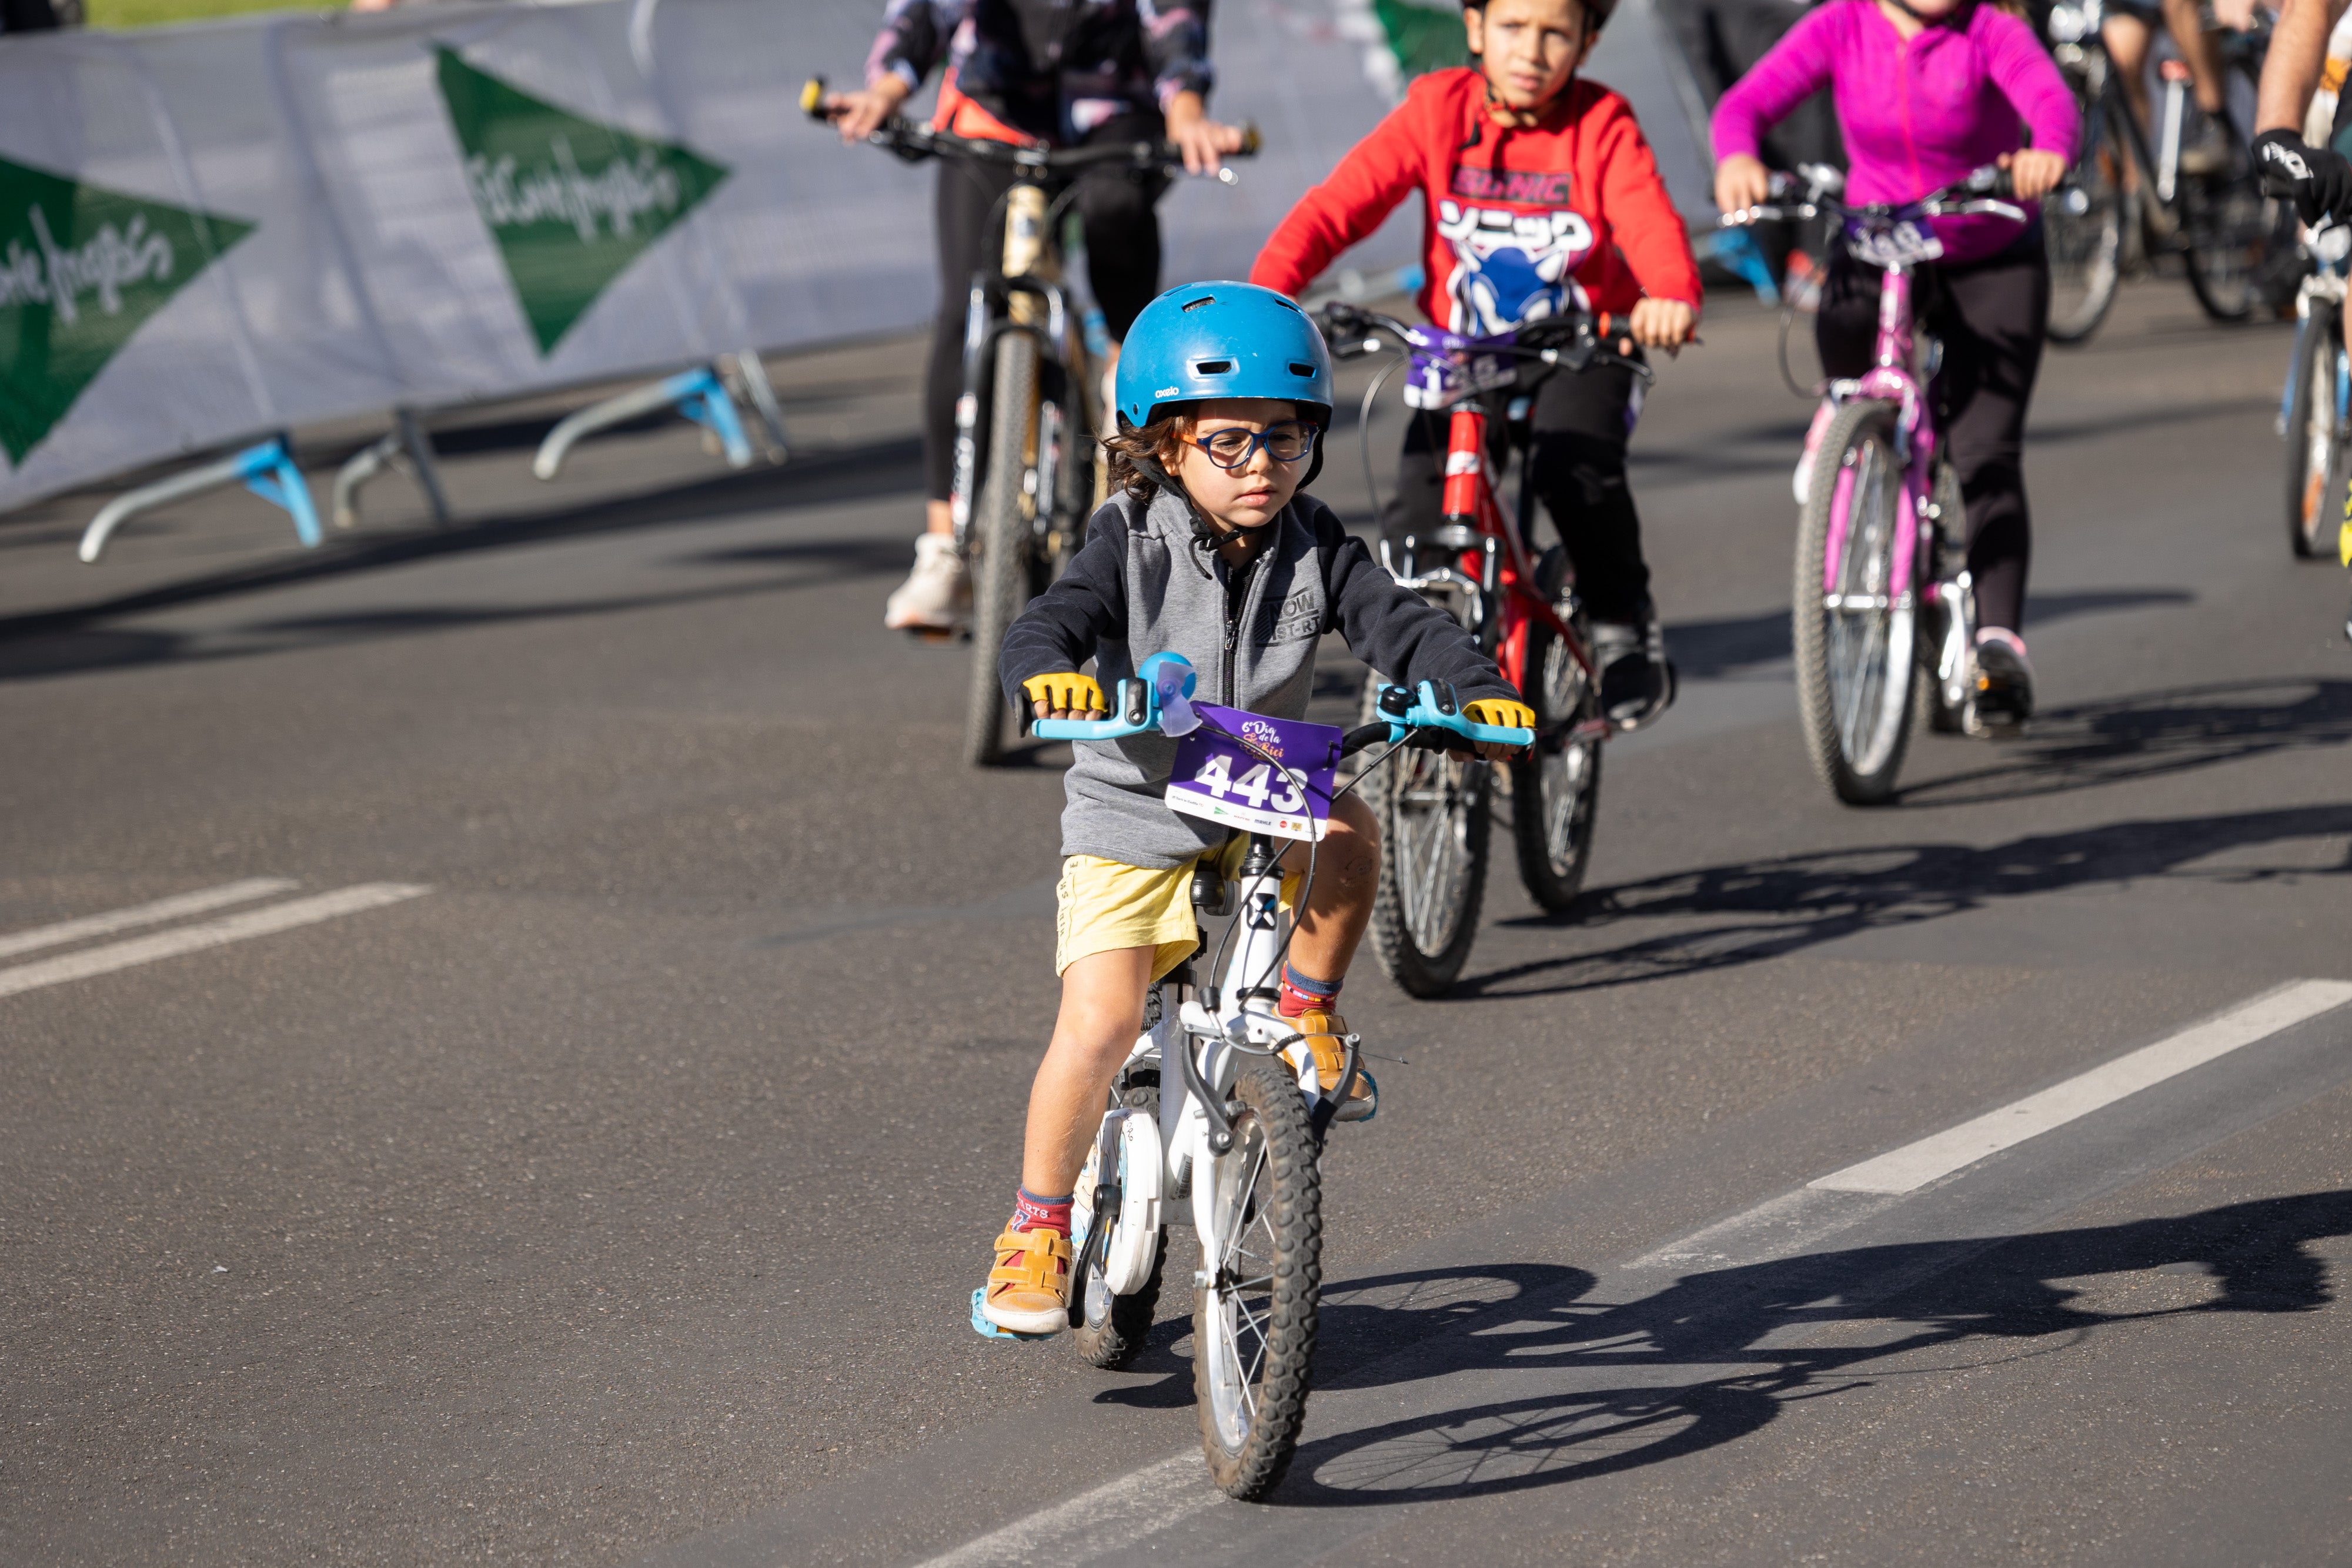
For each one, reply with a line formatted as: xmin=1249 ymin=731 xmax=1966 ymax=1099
xmin=435 ymin=47 xmax=730 ymax=356
xmin=1372 ymin=0 xmax=1471 ymax=82
xmin=0 ymin=158 xmax=255 ymax=467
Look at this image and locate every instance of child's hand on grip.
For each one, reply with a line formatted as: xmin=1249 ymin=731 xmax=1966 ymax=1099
xmin=1023 ymin=671 xmax=1108 ymax=723
xmin=1713 ymin=153 xmax=1772 ymax=218
xmin=1629 ymin=298 xmax=1696 ymax=355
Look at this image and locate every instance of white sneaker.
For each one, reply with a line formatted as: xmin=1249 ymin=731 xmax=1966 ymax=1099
xmin=883 ymin=532 xmax=970 ymax=633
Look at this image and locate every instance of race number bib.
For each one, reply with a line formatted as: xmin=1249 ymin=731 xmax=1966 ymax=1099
xmin=1847 ymin=219 xmax=1944 ymax=269
xmin=1164 ymin=704 xmax=1342 ymax=842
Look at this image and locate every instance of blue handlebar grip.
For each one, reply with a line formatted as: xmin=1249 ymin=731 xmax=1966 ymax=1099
xmin=1035 ymin=652 xmax=1197 ymax=741
xmin=1033 ymin=715 xmax=1154 ymax=740
xmin=1397 ymin=681 xmax=1534 ymax=747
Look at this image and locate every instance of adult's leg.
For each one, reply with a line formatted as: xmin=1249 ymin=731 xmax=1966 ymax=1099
xmin=2104 ymin=8 xmax=2156 ymax=146
xmin=925 ymin=157 xmax=1020 ymax=510
xmin=1072 ymin=115 xmax=1167 ymax=342
xmin=1929 ymin=241 xmax=2051 ymax=634
xmin=2162 ymin=0 xmax=2229 ymax=115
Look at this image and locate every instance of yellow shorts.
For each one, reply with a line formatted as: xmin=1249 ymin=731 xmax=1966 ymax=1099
xmin=1055 ymin=839 xmax=1304 ymax=982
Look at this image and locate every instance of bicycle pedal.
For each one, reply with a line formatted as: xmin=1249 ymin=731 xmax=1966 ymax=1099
xmin=968 ymin=1288 xmax=1058 ymax=1342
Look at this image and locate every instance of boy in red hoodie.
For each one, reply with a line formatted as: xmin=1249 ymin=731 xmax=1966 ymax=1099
xmin=1252 ymin=0 xmax=1700 ymax=723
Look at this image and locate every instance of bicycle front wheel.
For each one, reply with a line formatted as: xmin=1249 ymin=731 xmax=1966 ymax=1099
xmin=1794 ymin=400 xmax=1919 ymax=805
xmin=2046 ymin=111 xmax=2125 ymax=345
xmin=964 ymin=333 xmax=1041 ymax=767
xmin=1509 ymin=606 xmax=1603 ymax=912
xmin=1365 ymin=666 xmax=1491 ymax=995
xmin=1195 ymin=1056 xmax=1321 ymax=1501
xmin=2286 ymin=300 xmax=2345 ymax=560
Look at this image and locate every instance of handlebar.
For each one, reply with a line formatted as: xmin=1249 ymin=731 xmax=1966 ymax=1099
xmin=1718 ymin=163 xmax=2027 ymax=228
xmin=1028 ymin=653 xmax=1532 ymax=752
xmin=1317 ymin=301 xmax=1656 ymax=386
xmin=803 ymin=76 xmax=1259 ymax=181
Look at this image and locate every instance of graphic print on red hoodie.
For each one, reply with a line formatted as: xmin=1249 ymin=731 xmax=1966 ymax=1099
xmin=1252 ymin=68 xmax=1700 ymax=337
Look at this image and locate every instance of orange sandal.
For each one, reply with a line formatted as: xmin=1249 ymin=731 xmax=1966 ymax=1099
xmin=979 ymin=1225 xmax=1072 ymax=1336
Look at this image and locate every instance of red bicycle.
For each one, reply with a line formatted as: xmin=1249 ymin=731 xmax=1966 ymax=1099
xmin=1319 ymin=302 xmax=1659 ymax=995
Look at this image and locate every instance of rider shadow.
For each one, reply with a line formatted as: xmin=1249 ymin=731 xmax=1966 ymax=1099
xmin=1264 ymin=1188 xmax=2352 ymax=1506
xmin=1471 ymin=798 xmax=2352 ymax=999
xmin=1660 ymin=589 xmax=2191 ymax=683
xmin=1896 ymin=677 xmax=2352 ymax=808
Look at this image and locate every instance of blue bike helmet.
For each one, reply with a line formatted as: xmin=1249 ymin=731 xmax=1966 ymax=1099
xmin=1114 ymin=281 xmax=1335 ymax=433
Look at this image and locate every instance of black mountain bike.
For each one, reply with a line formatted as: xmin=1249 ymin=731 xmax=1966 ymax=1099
xmin=805 ymin=79 xmax=1255 ymax=764
xmin=2042 ymin=0 xmax=2296 ymax=342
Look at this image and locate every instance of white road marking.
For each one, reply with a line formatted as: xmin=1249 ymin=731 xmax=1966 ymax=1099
xmin=1811 ymin=979 xmax=2352 ymax=1194
xmin=0 ymin=883 xmax=430 ymax=999
xmin=916 ymin=1453 xmax=1219 ymax=1567
xmin=0 ymin=877 xmax=298 ymax=961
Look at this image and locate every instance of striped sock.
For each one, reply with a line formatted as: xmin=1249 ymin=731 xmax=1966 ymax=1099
xmin=1277 ymin=962 xmax=1341 ymax=1018
xmin=1011 ymin=1186 xmax=1073 ymax=1238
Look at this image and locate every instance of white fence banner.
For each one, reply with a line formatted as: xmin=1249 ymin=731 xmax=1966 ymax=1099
xmin=0 ymin=0 xmax=1416 ymax=515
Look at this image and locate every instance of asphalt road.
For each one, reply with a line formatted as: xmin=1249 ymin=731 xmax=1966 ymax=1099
xmin=3 ymin=279 xmax=2350 ymax=1566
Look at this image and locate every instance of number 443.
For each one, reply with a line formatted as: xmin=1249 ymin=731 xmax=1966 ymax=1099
xmin=1191 ymin=753 xmax=1307 ymax=813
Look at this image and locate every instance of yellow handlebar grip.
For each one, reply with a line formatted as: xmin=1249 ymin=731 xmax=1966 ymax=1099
xmin=1239 ymin=122 xmax=1262 ymax=158
xmin=800 ymin=76 xmax=829 ymax=119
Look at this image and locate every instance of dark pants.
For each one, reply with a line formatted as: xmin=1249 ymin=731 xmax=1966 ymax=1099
xmin=1382 ymin=361 xmax=1651 ymax=626
xmin=922 ymin=116 xmax=1166 ymax=502
xmin=1816 ymin=235 xmax=2050 ymax=633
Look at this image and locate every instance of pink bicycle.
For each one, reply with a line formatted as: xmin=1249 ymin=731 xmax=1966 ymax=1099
xmin=1724 ymin=164 xmax=2028 ymax=804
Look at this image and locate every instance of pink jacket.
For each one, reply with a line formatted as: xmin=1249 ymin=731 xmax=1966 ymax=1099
xmin=1712 ymin=0 xmax=2080 ymax=262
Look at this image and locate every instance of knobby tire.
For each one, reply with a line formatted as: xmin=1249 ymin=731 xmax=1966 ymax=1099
xmin=1194 ymin=1057 xmax=1321 ymax=1500
xmin=965 ymin=335 xmax=1040 ymax=767
xmin=1364 ymin=671 xmax=1491 ymax=997
xmin=1509 ymin=606 xmax=1603 ymax=912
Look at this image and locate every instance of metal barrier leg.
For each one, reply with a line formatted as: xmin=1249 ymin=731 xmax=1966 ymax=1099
xmin=333 ymin=407 xmax=452 ymax=531
xmin=721 ymin=349 xmax=790 ymax=463
xmin=533 ymin=366 xmax=761 ymax=482
xmin=80 ymin=435 xmax=319 ymax=564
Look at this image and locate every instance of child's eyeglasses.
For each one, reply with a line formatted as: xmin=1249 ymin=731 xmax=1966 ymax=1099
xmin=1190 ymin=423 xmax=1318 ymax=470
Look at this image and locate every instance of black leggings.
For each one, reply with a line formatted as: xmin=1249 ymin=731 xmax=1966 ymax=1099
xmin=922 ymin=116 xmax=1166 ymax=503
xmin=1816 ymin=235 xmax=2049 ymax=633
xmin=1383 ymin=361 xmax=1652 ymax=625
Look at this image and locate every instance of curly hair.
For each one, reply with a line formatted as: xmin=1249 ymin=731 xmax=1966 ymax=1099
xmin=1100 ymin=412 xmax=1193 ymax=502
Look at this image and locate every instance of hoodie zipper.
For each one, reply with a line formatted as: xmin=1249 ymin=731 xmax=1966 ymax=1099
xmin=1222 ymin=551 xmax=1262 ymax=708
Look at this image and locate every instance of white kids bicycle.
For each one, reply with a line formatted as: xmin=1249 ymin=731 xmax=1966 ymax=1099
xmin=973 ymin=653 xmax=1530 ymax=1499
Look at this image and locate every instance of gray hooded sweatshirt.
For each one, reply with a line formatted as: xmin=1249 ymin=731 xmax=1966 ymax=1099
xmin=1000 ymin=487 xmax=1521 ymax=869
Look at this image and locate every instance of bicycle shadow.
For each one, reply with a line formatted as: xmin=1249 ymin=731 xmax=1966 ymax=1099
xmin=1264 ymin=1188 xmax=2352 ymax=1505
xmin=1468 ymin=798 xmax=2352 ymax=999
xmin=1895 ymin=678 xmax=2352 ymax=808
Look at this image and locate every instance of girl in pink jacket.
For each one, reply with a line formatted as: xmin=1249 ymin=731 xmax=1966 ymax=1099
xmin=1713 ymin=0 xmax=2077 ymax=727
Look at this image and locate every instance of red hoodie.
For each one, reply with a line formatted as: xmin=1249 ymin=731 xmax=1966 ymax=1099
xmin=1252 ymin=68 xmax=1700 ymax=333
